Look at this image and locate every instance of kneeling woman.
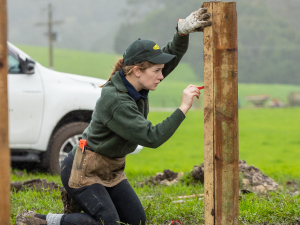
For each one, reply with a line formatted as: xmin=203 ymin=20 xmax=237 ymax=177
xmin=21 ymin=6 xmax=211 ymax=225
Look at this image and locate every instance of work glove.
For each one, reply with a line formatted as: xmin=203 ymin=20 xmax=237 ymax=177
xmin=177 ymin=7 xmax=212 ymax=35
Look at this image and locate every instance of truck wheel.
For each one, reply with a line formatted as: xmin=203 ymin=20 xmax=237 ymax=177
xmin=45 ymin=122 xmax=89 ymax=174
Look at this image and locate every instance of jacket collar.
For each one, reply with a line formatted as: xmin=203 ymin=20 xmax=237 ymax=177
xmin=119 ymin=70 xmax=148 ymax=101
xmin=110 ymin=71 xmax=149 ymax=101
xmin=110 ymin=71 xmax=128 ymax=92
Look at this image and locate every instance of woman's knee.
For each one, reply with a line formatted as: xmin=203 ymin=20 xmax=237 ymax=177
xmin=119 ymin=207 xmax=146 ymax=225
xmin=76 ymin=186 xmax=120 ymax=224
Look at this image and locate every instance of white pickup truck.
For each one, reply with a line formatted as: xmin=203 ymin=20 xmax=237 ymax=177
xmin=8 ymin=43 xmax=142 ymax=174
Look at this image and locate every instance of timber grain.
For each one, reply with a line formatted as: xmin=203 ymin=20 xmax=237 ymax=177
xmin=203 ymin=2 xmax=238 ymax=225
xmin=0 ymin=0 xmax=10 ymax=224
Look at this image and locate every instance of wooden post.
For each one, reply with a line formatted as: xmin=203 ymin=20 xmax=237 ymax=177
xmin=203 ymin=2 xmax=238 ymax=225
xmin=0 ymin=0 xmax=10 ymax=224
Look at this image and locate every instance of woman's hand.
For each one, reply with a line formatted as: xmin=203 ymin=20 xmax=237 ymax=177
xmin=179 ymin=85 xmax=201 ymax=115
xmin=177 ymin=7 xmax=212 ymax=36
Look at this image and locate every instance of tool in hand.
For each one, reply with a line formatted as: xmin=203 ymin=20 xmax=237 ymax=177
xmin=78 ymin=139 xmax=87 ymax=153
xmin=198 ymin=86 xmax=204 ymax=90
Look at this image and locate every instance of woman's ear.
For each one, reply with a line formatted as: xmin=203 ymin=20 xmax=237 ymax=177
xmin=132 ymin=66 xmax=140 ymax=78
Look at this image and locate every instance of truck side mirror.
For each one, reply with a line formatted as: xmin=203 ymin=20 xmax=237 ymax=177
xmin=25 ymin=58 xmax=35 ymax=74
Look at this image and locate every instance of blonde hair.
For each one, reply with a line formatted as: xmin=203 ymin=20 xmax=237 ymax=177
xmin=100 ymin=58 xmax=156 ymax=87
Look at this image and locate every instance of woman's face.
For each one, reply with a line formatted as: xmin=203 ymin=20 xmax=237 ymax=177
xmin=137 ymin=64 xmax=164 ymax=91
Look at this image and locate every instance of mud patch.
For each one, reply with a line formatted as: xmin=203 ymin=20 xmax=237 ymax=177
xmin=190 ymin=160 xmax=279 ymax=193
xmin=11 ymin=178 xmax=63 ymax=193
xmin=15 ymin=210 xmax=29 ymax=225
xmin=191 ymin=163 xmax=204 ymax=183
xmin=60 ymin=188 xmax=82 ymax=214
xmin=239 ymin=160 xmax=278 ymax=193
xmin=136 ymin=170 xmax=184 ymax=187
xmin=137 ymin=160 xmax=280 ymax=193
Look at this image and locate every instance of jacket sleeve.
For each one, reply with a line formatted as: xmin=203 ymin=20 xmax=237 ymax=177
xmin=161 ymin=32 xmax=189 ymax=78
xmin=106 ymin=102 xmax=186 ymax=148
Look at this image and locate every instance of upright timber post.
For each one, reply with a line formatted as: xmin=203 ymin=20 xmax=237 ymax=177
xmin=0 ymin=0 xmax=10 ymax=224
xmin=203 ymin=1 xmax=238 ymax=225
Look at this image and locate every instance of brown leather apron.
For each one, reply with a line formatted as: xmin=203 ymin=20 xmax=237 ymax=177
xmin=68 ymin=146 xmax=126 ymax=188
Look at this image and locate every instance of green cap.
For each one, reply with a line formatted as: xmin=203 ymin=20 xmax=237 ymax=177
xmin=123 ymin=38 xmax=176 ymax=66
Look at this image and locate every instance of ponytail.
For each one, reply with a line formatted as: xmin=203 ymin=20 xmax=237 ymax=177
xmin=111 ymin=58 xmax=125 ymax=77
xmin=100 ymin=58 xmax=156 ymax=88
xmin=100 ymin=58 xmax=124 ymax=88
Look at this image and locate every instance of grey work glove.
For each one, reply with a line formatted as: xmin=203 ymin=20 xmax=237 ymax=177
xmin=177 ymin=7 xmax=212 ymax=35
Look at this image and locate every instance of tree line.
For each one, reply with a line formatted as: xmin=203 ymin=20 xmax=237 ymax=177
xmin=114 ymin=0 xmax=300 ymax=85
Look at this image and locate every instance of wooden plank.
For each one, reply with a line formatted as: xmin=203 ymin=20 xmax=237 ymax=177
xmin=0 ymin=0 xmax=10 ymax=224
xmin=203 ymin=2 xmax=215 ymax=225
xmin=213 ymin=2 xmax=238 ymax=225
xmin=203 ymin=1 xmax=238 ymax=224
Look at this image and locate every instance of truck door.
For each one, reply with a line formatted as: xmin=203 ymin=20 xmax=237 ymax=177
xmin=8 ymin=47 xmax=44 ymax=145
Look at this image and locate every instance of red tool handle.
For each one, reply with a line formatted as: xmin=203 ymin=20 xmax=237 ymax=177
xmin=78 ymin=139 xmax=87 ymax=149
xmin=170 ymin=220 xmax=182 ymax=225
xmin=198 ymin=86 xmax=204 ymax=90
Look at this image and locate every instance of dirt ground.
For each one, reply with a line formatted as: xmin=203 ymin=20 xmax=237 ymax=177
xmin=136 ymin=169 xmax=183 ymax=187
xmin=11 ymin=178 xmax=63 ymax=193
xmin=136 ymin=160 xmax=281 ymax=194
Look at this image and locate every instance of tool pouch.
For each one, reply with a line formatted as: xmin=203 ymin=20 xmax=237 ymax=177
xmin=69 ymin=147 xmax=126 ymax=188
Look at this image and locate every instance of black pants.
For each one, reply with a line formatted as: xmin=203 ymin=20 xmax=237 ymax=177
xmin=60 ymin=151 xmax=146 ymax=225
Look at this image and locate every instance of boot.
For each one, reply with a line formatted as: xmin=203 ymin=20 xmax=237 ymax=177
xmin=16 ymin=211 xmax=47 ymax=225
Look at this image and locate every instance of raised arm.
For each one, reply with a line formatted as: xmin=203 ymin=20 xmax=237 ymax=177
xmin=161 ymin=33 xmax=189 ymax=78
xmin=162 ymin=6 xmax=212 ymax=78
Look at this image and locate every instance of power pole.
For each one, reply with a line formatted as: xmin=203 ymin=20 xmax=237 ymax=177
xmin=36 ymin=3 xmax=64 ymax=69
xmin=0 ymin=0 xmax=10 ymax=224
xmin=203 ymin=2 xmax=239 ymax=224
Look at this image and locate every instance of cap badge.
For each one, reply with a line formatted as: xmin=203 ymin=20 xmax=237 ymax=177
xmin=124 ymin=51 xmax=126 ymax=55
xmin=153 ymin=44 xmax=160 ymax=50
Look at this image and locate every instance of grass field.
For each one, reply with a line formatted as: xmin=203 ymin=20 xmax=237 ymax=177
xmin=10 ymin=44 xmax=300 ymax=224
xmin=11 ymin=108 xmax=300 ymax=224
xmin=126 ymin=108 xmax=300 ymax=182
xmin=16 ymin=44 xmax=300 ymax=108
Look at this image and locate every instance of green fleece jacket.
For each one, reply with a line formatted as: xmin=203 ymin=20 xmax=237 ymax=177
xmin=72 ymin=32 xmax=189 ymax=158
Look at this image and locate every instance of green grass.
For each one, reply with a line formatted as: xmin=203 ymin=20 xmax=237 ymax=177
xmin=135 ymin=184 xmax=205 ymax=224
xmin=11 ymin=189 xmax=63 ymax=224
xmin=16 ymin=44 xmax=121 ymax=79
xmin=15 ymin=45 xmax=300 ymax=108
xmin=11 ymin=108 xmax=300 ymax=224
xmin=10 ymin=45 xmax=300 ymax=224
xmin=149 ymin=81 xmax=300 ymax=108
xmin=239 ymin=191 xmax=300 ymax=224
xmin=11 ymin=177 xmax=300 ymax=224
xmin=126 ymin=108 xmax=300 ymax=182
